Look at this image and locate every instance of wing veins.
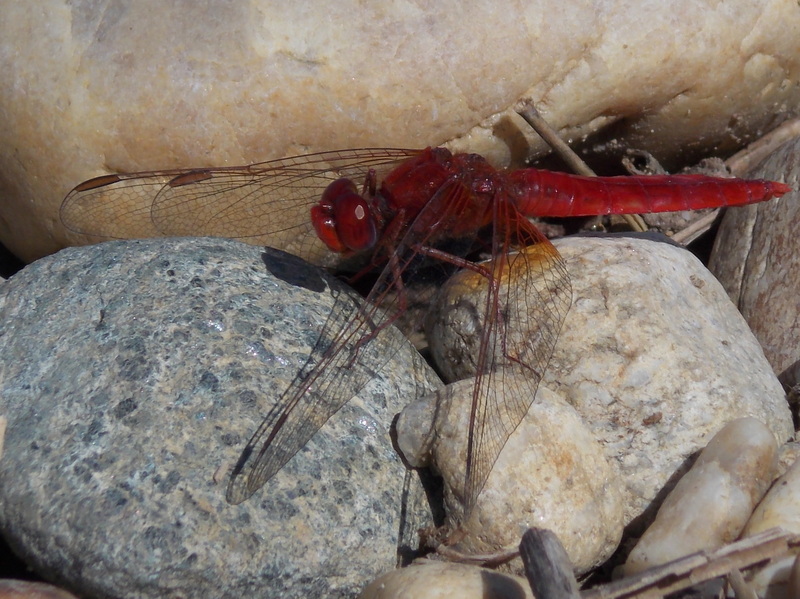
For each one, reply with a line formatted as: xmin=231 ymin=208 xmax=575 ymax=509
xmin=227 ymin=172 xmax=479 ymax=504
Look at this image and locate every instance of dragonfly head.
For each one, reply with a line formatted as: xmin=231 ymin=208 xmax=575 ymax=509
xmin=311 ymin=178 xmax=379 ymax=254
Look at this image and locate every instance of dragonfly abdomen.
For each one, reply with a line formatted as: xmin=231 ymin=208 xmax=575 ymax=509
xmin=508 ymin=169 xmax=792 ymax=217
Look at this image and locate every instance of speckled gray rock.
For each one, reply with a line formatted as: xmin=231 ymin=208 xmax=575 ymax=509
xmin=424 ymin=236 xmax=793 ymax=527
xmin=0 ymin=238 xmax=441 ymax=599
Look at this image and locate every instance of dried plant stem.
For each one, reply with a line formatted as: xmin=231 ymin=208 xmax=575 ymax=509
xmin=516 ymin=101 xmax=647 ymax=233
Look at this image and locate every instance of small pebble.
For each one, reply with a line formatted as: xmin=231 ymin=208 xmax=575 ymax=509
xmin=397 ymin=379 xmax=625 ymax=575
xmin=741 ymin=452 xmax=800 ymax=598
xmin=744 ymin=449 xmax=800 ymax=537
xmin=623 ymin=417 xmax=778 ymax=575
xmin=0 ymin=579 xmax=79 ymax=599
xmin=358 ymin=561 xmax=534 ymax=599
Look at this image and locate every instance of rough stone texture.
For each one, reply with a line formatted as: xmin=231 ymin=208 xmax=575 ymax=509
xmin=358 ymin=562 xmax=534 ymax=599
xmin=709 ymin=136 xmax=799 ymax=376
xmin=1 ymin=1 xmax=798 ymax=262
xmin=425 ymin=236 xmax=793 ymax=526
xmin=744 ymin=449 xmax=800 ymax=537
xmin=0 ymin=580 xmax=80 ymax=599
xmin=0 ymin=238 xmax=441 ymax=599
xmin=622 ymin=418 xmax=778 ymax=575
xmin=778 ymin=441 xmax=800 ymax=477
xmin=397 ymin=382 xmax=625 ymax=576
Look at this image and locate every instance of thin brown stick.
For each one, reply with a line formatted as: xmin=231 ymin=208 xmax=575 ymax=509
xmin=516 ymin=101 xmax=647 ymax=233
xmin=435 ymin=543 xmax=520 ymax=568
xmin=670 ymin=209 xmax=722 ymax=245
xmin=516 ymin=103 xmax=595 ymax=177
xmin=726 ymin=118 xmax=800 ymax=176
xmin=582 ymin=528 xmax=799 ymax=599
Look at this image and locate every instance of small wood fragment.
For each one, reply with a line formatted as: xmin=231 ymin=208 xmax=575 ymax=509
xmin=519 ymin=528 xmax=581 ymax=599
xmin=725 ymin=117 xmax=800 ymax=176
xmin=582 ymin=528 xmax=798 ymax=599
xmin=670 ymin=210 xmax=721 ymax=245
xmin=516 ymin=103 xmax=595 ymax=178
xmin=727 ymin=568 xmax=758 ymax=599
xmin=516 ymin=101 xmax=647 ymax=233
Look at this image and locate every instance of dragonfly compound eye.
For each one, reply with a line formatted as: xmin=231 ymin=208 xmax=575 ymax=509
xmin=312 ymin=178 xmax=379 ymax=253
xmin=332 ymin=193 xmax=378 ymax=252
xmin=316 ymin=178 xmax=377 ymax=253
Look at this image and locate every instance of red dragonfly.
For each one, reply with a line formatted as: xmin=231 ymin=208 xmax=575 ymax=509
xmin=61 ymin=147 xmax=791 ymax=518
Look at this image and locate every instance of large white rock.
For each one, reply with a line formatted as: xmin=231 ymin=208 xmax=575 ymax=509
xmin=424 ymin=236 xmax=792 ymax=529
xmin=1 ymin=1 xmax=798 ymax=262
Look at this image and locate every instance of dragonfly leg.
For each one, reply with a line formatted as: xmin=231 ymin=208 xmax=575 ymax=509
xmin=342 ymin=249 xmax=411 ymax=368
xmin=360 ymin=168 xmax=378 ymax=197
xmin=410 ymin=244 xmax=494 ymax=280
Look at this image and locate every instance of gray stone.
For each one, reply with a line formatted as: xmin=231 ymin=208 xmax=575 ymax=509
xmin=0 ymin=238 xmax=440 ymax=599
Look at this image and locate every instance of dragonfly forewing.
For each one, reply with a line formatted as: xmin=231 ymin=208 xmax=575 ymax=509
xmin=60 ymin=149 xmax=421 ymax=264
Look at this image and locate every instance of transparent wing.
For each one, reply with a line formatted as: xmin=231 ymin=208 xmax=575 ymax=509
xmin=461 ymin=199 xmax=572 ymax=518
xmin=60 ymin=148 xmax=420 ymax=262
xmin=226 ymin=178 xmax=475 ymax=504
xmin=225 ymin=275 xmax=407 ymax=504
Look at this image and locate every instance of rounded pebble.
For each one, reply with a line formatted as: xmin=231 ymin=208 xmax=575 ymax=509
xmin=623 ymin=417 xmax=779 ymax=575
xmin=397 ymin=380 xmax=625 ymax=575
xmin=744 ymin=450 xmax=800 ymax=537
xmin=0 ymin=579 xmax=80 ymax=599
xmin=358 ymin=561 xmax=534 ymax=599
xmin=427 ymin=236 xmax=793 ymax=527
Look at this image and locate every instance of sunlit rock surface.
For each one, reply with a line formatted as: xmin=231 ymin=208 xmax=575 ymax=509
xmin=1 ymin=1 xmax=798 ymax=261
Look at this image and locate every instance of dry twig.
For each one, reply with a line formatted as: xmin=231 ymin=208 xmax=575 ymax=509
xmin=582 ymin=528 xmax=799 ymax=599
